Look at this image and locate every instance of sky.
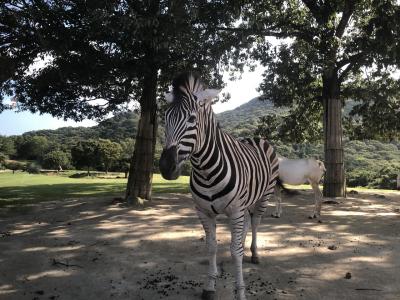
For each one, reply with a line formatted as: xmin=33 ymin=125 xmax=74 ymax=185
xmin=0 ymin=66 xmax=264 ymax=136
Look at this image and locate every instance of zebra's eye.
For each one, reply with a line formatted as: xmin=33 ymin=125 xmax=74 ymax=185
xmin=187 ymin=115 xmax=196 ymax=123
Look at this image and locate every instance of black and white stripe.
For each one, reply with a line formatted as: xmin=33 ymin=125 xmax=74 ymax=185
xmin=160 ymin=72 xmax=279 ymax=300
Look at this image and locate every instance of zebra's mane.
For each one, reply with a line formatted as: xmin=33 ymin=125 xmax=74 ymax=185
xmin=171 ymin=72 xmax=204 ymax=104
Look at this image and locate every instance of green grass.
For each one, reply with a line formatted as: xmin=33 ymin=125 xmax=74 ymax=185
xmin=1 ymin=172 xmax=397 ymax=208
xmin=0 ymin=171 xmax=189 ymax=207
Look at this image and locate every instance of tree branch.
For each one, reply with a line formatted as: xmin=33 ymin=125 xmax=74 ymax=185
xmin=335 ymin=0 xmax=354 ymax=38
xmin=337 ymin=52 xmax=365 ymax=69
xmin=338 ymin=62 xmax=354 ymax=81
xmin=301 ymin=0 xmax=320 ymax=21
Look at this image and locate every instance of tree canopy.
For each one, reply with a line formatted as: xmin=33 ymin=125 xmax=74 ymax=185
xmin=0 ymin=0 xmax=242 ymax=118
xmin=236 ymin=0 xmax=400 ymax=196
xmin=1 ymin=0 xmax=247 ymax=202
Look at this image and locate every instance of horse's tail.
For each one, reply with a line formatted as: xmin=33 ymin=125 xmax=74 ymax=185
xmin=277 ymin=178 xmax=300 ymax=195
xmin=317 ymin=160 xmax=326 ymax=172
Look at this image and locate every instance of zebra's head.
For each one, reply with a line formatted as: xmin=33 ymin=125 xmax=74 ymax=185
xmin=159 ymin=72 xmax=220 ymax=180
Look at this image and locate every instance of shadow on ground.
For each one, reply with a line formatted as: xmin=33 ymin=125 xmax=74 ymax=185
xmin=0 ymin=190 xmax=399 ymax=300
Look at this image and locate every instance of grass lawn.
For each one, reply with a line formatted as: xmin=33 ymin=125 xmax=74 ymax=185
xmin=1 ymin=171 xmax=398 ymax=208
xmin=0 ymin=171 xmax=189 ymax=207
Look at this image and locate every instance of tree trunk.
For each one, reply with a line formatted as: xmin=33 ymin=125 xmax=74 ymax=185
xmin=322 ymin=73 xmax=346 ymax=197
xmin=125 ymin=66 xmax=158 ymax=205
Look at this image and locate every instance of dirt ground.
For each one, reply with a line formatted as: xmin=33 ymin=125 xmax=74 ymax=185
xmin=1 ymin=189 xmax=400 ymax=300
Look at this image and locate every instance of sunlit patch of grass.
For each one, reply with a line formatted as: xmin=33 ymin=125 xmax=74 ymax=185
xmin=0 ymin=172 xmax=190 ymax=207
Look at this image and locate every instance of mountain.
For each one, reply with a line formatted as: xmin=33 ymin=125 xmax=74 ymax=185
xmin=216 ymin=97 xmax=284 ymax=137
xmin=20 ymin=97 xmax=372 ymax=142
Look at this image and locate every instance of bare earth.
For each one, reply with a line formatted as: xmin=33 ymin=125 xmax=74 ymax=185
xmin=1 ymin=190 xmax=400 ymax=300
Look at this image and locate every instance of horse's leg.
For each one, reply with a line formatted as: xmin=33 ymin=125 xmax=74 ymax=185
xmin=271 ymin=185 xmax=282 ymax=218
xmin=309 ymin=180 xmax=322 ymax=219
xmin=196 ymin=207 xmax=218 ymax=300
xmin=315 ymin=181 xmax=323 ymax=216
xmin=250 ymin=195 xmax=269 ymax=264
xmin=229 ymin=210 xmax=247 ymax=300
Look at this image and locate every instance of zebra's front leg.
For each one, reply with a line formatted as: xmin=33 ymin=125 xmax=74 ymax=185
xmin=229 ymin=211 xmax=247 ymax=300
xmin=196 ymin=207 xmax=218 ymax=300
xmin=250 ymin=196 xmax=269 ymax=264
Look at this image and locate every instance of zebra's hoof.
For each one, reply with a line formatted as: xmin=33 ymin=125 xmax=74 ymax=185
xmin=202 ymin=290 xmax=216 ymax=300
xmin=251 ymin=256 xmax=260 ymax=264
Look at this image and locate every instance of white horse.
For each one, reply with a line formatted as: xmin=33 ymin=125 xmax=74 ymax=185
xmin=273 ymin=156 xmax=326 ymax=219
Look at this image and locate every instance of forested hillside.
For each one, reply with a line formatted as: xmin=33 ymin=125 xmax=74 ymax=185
xmin=1 ymin=99 xmax=399 ymax=189
xmin=217 ymin=98 xmax=283 ymax=137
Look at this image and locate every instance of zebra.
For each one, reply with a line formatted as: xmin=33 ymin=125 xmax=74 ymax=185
xmin=159 ymin=72 xmax=279 ymax=300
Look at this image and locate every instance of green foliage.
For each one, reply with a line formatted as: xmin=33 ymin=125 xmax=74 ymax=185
xmin=345 ymin=140 xmax=400 ymax=189
xmin=42 ymin=150 xmax=71 ymax=170
xmin=243 ymin=0 xmax=400 ymax=142
xmin=0 ymin=136 xmax=16 ymax=157
xmin=15 ymin=135 xmax=50 ymax=161
xmin=71 ymin=140 xmax=99 ymax=174
xmin=5 ymin=161 xmax=25 ymax=173
xmin=97 ymin=139 xmax=123 ymax=173
xmin=343 ymin=74 xmax=400 ymax=141
xmin=114 ymin=138 xmax=135 ymax=176
xmin=0 ymin=0 xmax=241 ymax=119
xmin=0 ymin=152 xmax=7 ymax=169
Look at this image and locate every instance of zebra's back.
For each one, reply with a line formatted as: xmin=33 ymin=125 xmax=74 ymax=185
xmin=239 ymin=137 xmax=279 ymax=193
xmin=190 ymin=135 xmax=279 ymax=215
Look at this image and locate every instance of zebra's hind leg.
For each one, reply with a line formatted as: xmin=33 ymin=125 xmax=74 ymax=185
xmin=250 ymin=195 xmax=270 ymax=264
xmin=229 ymin=211 xmax=247 ymax=300
xmin=196 ymin=207 xmax=218 ymax=299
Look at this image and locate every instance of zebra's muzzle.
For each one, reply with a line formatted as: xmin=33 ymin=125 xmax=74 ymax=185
xmin=159 ymin=145 xmax=180 ymax=180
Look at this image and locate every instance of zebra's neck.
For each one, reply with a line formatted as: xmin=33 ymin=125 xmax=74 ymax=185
xmin=190 ymin=105 xmax=226 ymax=179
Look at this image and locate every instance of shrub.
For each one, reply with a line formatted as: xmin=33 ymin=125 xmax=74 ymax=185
xmin=347 ymin=170 xmax=374 ymax=187
xmin=42 ymin=150 xmax=70 ymax=170
xmin=369 ymin=165 xmax=399 ymax=189
xmin=5 ymin=161 xmax=25 ymax=173
xmin=26 ymin=162 xmax=42 ymax=174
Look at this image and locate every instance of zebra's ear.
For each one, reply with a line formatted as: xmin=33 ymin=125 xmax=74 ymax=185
xmin=164 ymin=92 xmax=174 ymax=104
xmin=194 ymin=89 xmax=221 ymax=105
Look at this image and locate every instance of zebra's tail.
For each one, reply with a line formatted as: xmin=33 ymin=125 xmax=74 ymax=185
xmin=276 ymin=178 xmax=300 ymax=195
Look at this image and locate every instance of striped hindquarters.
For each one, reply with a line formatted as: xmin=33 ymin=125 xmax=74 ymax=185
xmin=240 ymin=137 xmax=279 ymax=196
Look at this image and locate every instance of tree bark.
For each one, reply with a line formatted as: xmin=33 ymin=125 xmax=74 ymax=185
xmin=322 ymin=72 xmax=346 ymax=197
xmin=125 ymin=66 xmax=158 ymax=205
